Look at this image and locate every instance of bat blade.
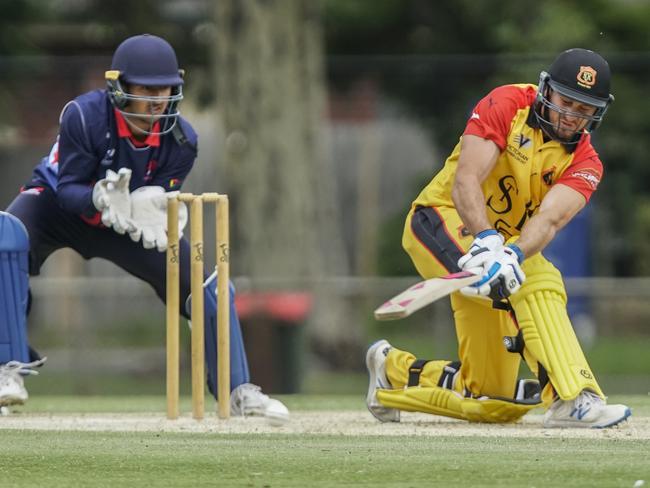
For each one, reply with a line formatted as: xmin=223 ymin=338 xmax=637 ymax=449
xmin=374 ymin=271 xmax=481 ymax=321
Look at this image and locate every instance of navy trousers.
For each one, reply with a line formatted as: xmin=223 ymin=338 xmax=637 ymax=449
xmin=6 ymin=186 xmax=250 ymax=392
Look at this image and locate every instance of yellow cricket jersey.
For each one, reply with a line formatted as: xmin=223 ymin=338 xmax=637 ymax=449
xmin=412 ymin=84 xmax=603 ymax=240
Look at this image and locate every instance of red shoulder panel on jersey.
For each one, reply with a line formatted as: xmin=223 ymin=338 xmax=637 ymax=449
xmin=463 ymin=84 xmax=537 ymax=150
xmin=555 ymin=134 xmax=603 ymax=202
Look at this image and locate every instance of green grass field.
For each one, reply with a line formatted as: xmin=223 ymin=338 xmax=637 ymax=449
xmin=0 ymin=395 xmax=648 ymax=487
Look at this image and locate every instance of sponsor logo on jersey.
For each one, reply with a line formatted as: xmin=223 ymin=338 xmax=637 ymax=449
xmin=570 ymin=167 xmax=601 ymax=190
xmin=487 ymin=175 xmax=540 ymax=238
xmin=169 ymin=178 xmax=181 ymax=189
xmin=506 ymin=133 xmax=532 ymax=164
xmin=517 ymin=134 xmax=532 ymax=149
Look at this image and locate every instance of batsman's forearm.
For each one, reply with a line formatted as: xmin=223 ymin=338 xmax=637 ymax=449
xmin=452 ymin=176 xmax=492 ymax=236
xmin=515 ymin=212 xmax=563 ymax=258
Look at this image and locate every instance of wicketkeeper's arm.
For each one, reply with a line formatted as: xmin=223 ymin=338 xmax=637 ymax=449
xmin=55 ymin=102 xmax=102 ymax=217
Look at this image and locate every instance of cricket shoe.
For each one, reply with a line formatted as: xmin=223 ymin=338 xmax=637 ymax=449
xmin=0 ymin=358 xmax=47 ymax=406
xmin=230 ymin=383 xmax=289 ymax=424
xmin=543 ymin=390 xmax=631 ymax=428
xmin=365 ymin=339 xmax=399 ymax=422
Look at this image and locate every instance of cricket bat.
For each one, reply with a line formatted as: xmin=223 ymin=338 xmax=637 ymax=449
xmin=374 ymin=271 xmax=481 ymax=321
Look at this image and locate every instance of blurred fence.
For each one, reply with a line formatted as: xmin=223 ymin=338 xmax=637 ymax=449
xmin=30 ymin=272 xmax=650 ymax=334
xmin=26 ymin=272 xmax=650 ymax=396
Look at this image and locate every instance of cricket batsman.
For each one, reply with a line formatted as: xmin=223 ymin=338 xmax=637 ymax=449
xmin=0 ymin=34 xmax=288 ymax=423
xmin=366 ymin=48 xmax=631 ymax=428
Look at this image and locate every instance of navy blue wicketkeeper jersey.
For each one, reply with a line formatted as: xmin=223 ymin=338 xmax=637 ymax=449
xmin=30 ymin=89 xmax=198 ymax=219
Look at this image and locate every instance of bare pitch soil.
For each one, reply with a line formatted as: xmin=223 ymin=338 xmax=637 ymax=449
xmin=0 ymin=411 xmax=647 ymax=439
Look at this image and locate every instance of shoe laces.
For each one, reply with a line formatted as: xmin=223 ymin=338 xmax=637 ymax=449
xmin=234 ymin=383 xmax=268 ymax=401
xmin=0 ymin=358 xmax=47 ymax=377
xmin=574 ymin=390 xmax=603 ymax=409
xmin=231 ymin=383 xmax=270 ymax=411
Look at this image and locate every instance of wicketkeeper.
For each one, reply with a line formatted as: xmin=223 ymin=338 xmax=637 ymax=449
xmin=366 ymin=48 xmax=631 ymax=428
xmin=0 ymin=34 xmax=288 ymax=423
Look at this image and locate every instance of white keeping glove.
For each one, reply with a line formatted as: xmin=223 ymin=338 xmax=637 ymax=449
xmin=129 ymin=186 xmax=188 ymax=252
xmin=461 ymin=244 xmax=526 ymax=300
xmin=91 ymin=168 xmax=135 ymax=234
xmin=457 ymin=229 xmax=505 ymax=274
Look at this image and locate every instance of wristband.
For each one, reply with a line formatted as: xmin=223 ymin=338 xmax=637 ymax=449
xmin=475 ymin=229 xmax=499 ymax=239
xmin=507 ymin=243 xmax=525 ymax=263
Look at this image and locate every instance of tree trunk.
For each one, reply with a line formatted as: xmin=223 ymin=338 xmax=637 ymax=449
xmin=213 ymin=0 xmax=358 ymax=366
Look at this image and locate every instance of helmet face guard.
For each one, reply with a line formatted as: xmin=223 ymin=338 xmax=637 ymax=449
xmin=534 ymin=71 xmax=612 ymax=145
xmin=533 ymin=48 xmax=614 ymax=145
xmin=106 ymin=34 xmax=185 ymax=136
xmin=105 ymin=70 xmax=184 ymax=136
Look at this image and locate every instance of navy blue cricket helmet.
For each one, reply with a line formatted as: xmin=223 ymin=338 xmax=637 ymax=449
xmin=105 ymin=34 xmax=185 ymax=135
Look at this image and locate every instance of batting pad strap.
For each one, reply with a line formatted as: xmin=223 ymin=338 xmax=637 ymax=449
xmin=437 ymin=360 xmax=461 ymax=389
xmin=492 ymin=299 xmax=512 ymax=311
xmin=503 ymin=330 xmax=525 ymax=354
xmin=408 ymin=359 xmax=431 ymax=387
xmin=377 ymin=386 xmax=539 ymax=423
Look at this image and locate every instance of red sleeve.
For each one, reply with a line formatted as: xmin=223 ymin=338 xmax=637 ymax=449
xmin=463 ymin=85 xmax=537 ymax=150
xmin=555 ymin=136 xmax=603 ymax=203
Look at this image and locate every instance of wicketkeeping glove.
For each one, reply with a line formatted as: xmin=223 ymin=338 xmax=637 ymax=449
xmin=457 ymin=229 xmax=505 ymax=273
xmin=91 ymin=168 xmax=135 ymax=234
xmin=461 ymin=244 xmax=526 ymax=300
xmin=129 ymin=186 xmax=188 ymax=252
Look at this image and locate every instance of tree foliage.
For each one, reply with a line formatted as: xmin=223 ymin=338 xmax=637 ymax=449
xmin=324 ymin=0 xmax=650 ymax=276
xmin=4 ymin=0 xmax=650 ymax=275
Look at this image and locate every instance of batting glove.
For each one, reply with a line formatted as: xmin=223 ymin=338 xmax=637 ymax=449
xmin=457 ymin=229 xmax=505 ymax=274
xmin=92 ymin=168 xmax=136 ymax=234
xmin=461 ymin=244 xmax=526 ymax=300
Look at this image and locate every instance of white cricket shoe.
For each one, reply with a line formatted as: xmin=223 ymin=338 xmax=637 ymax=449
xmin=230 ymin=383 xmax=289 ymax=424
xmin=365 ymin=339 xmax=399 ymax=423
xmin=543 ymin=390 xmax=631 ymax=428
xmin=0 ymin=358 xmax=46 ymax=406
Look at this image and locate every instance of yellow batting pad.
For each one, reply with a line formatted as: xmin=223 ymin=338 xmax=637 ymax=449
xmin=462 ymin=396 xmax=540 ymax=423
xmin=377 ymin=386 xmax=466 ymax=420
xmin=377 ymin=386 xmax=538 ymax=423
xmin=510 ymin=254 xmax=604 ymax=402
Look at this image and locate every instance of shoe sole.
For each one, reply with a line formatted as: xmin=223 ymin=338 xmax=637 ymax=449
xmin=592 ymin=407 xmax=632 ymax=429
xmin=265 ymin=411 xmax=289 ymax=425
xmin=230 ymin=405 xmax=289 ymax=423
xmin=365 ymin=340 xmax=399 ymax=423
